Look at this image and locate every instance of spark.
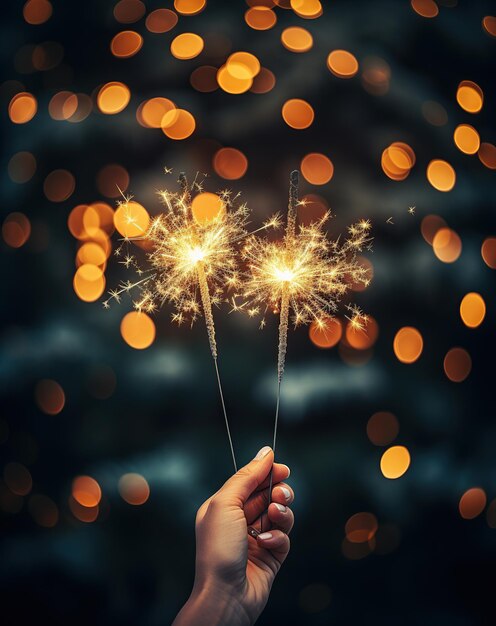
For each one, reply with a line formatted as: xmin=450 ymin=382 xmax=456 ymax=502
xmin=164 ymin=166 xmax=173 ymax=175
xmin=386 ymin=216 xmax=394 ymax=224
xmin=408 ymin=206 xmax=416 ymax=215
xmin=240 ymin=170 xmax=372 ymax=382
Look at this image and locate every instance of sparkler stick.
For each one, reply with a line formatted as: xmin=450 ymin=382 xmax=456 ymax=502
xmin=106 ymin=171 xmax=259 ymax=473
xmin=239 ymin=170 xmax=372 ymax=530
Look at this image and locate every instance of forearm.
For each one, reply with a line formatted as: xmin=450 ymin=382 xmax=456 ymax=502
xmin=172 ymin=583 xmax=252 ymax=626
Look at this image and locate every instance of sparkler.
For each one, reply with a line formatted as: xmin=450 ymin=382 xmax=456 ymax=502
xmin=240 ymin=170 xmax=372 ymax=527
xmin=105 ymin=172 xmax=261 ymax=472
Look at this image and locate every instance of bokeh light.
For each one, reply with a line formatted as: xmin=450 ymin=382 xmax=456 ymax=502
xmin=282 ymin=99 xmax=314 ymax=129
xmin=114 ymin=201 xmax=150 ymax=237
xmin=481 ymin=237 xmax=496 ymax=269
xmin=145 ymin=8 xmax=178 ymax=33
xmin=393 ymin=327 xmax=423 ymax=364
xmin=111 ymin=30 xmax=143 ymax=58
xmin=8 ymin=92 xmax=37 ymax=124
xmin=478 ymin=142 xmax=496 ymax=169
xmin=421 ymin=214 xmax=447 ymax=245
xmin=8 ymin=151 xmax=36 ymax=183
xmin=2 ymin=212 xmax=31 ymax=248
xmin=281 ymin=26 xmax=313 ymax=52
xmin=191 ymin=192 xmax=225 ymax=224
xmin=380 ymin=445 xmax=411 ymax=479
xmin=444 ymin=348 xmax=472 ymax=383
xmin=161 ymin=109 xmax=196 ymax=139
xmin=309 ymin=318 xmax=342 ymax=349
xmin=4 ymin=462 xmax=33 ymax=496
xmin=72 ymin=475 xmax=102 ymax=508
xmin=35 ymin=379 xmax=65 ymax=415
xmin=120 ymin=311 xmax=156 ymax=349
xmin=118 ymin=473 xmax=150 ymax=505
xmin=301 ymin=153 xmax=334 ymax=184
xmin=97 ymin=82 xmax=131 ymax=114
xmin=73 ymin=264 xmax=106 ymax=302
xmin=28 ymin=494 xmax=59 ymax=527
xmin=170 ymin=33 xmax=204 ymax=60
xmin=114 ymin=0 xmax=146 ymax=24
xmin=345 ymin=316 xmax=378 ymax=350
xmin=410 ymin=0 xmax=438 ymax=18
xmin=456 ymin=80 xmax=484 ymax=113
xmin=23 ymin=0 xmax=52 ymax=25
xmin=174 ymin=0 xmax=206 ymax=15
xmin=459 ymin=488 xmax=486 ymax=519
xmin=245 ymin=6 xmax=277 ymax=30
xmin=213 ymin=147 xmax=248 ymax=179
xmin=453 ymin=124 xmax=480 ymax=155
xmin=432 ymin=227 xmax=462 ymax=263
xmin=367 ymin=411 xmax=399 ymax=446
xmin=327 ymin=50 xmax=359 ymax=78
xmin=460 ymin=292 xmax=485 ymax=328
xmin=345 ymin=512 xmax=378 ymax=543
xmin=426 ymin=159 xmax=456 ymax=191
xmin=43 ymin=169 xmax=75 ymax=202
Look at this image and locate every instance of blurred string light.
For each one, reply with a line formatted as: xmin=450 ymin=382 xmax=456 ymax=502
xmin=381 ymin=142 xmax=416 ymax=181
xmin=110 ymin=30 xmax=143 ymax=58
xmin=444 ymin=347 xmax=471 ymax=383
xmin=2 ymin=212 xmax=31 ymax=248
xmin=145 ymin=8 xmax=178 ymax=33
xmin=34 ymin=379 xmax=65 ymax=415
xmin=327 ymin=50 xmax=359 ymax=79
xmin=481 ymin=237 xmax=496 ymax=268
xmin=23 ymin=0 xmax=52 ymax=25
xmin=367 ymin=411 xmax=399 ymax=446
xmin=300 ymin=153 xmax=334 ymax=184
xmin=8 ymin=151 xmax=36 ymax=184
xmin=281 ymin=26 xmax=313 ymax=53
xmin=282 ymin=98 xmax=314 ymax=129
xmin=245 ymin=6 xmax=277 ymax=31
xmin=460 ymin=292 xmax=486 ymax=329
xmin=459 ymin=487 xmax=487 ymax=520
xmin=393 ymin=327 xmax=423 ymax=364
xmin=380 ymin=445 xmax=411 ymax=479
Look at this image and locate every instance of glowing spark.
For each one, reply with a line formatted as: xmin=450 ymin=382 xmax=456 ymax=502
xmin=408 ymin=206 xmax=416 ymax=215
xmin=386 ymin=216 xmax=394 ymax=224
xmin=240 ymin=170 xmax=372 ymax=382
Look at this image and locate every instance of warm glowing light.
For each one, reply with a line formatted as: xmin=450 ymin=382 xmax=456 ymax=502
xmin=8 ymin=151 xmax=36 ymax=184
xmin=226 ymin=52 xmax=261 ymax=79
xmin=393 ymin=327 xmax=423 ymax=364
xmin=217 ymin=65 xmax=253 ymax=94
xmin=111 ymin=30 xmax=143 ymax=58
xmin=478 ymin=142 xmax=496 ymax=170
xmin=161 ymin=108 xmax=196 ymax=140
xmin=426 ymin=159 xmax=456 ymax=191
xmin=174 ymin=0 xmax=206 ymax=15
xmin=421 ymin=214 xmax=447 ymax=245
xmin=23 ymin=0 xmax=52 ymax=24
xmin=76 ymin=242 xmax=107 ymax=268
xmin=191 ymin=192 xmax=225 ymax=225
xmin=301 ymin=153 xmax=334 ymax=185
xmin=97 ymin=164 xmax=130 ymax=198
xmin=251 ymin=68 xmax=276 ymax=94
xmin=48 ymin=91 xmax=78 ymax=121
xmin=459 ymin=488 xmax=486 ymax=519
xmin=456 ymin=80 xmax=483 ymax=113
xmin=381 ymin=142 xmax=416 ymax=181
xmin=114 ymin=0 xmax=146 ymax=23
xmin=345 ymin=512 xmax=378 ymax=543
xmin=69 ymin=496 xmax=99 ymax=522
xmin=73 ymin=264 xmax=106 ymax=302
xmin=118 ymin=473 xmax=150 ymax=505
xmin=327 ymin=50 xmax=359 ymax=78
xmin=367 ymin=411 xmax=399 ymax=446
xmin=35 ymin=379 xmax=65 ymax=415
xmin=453 ymin=124 xmax=480 ymax=155
xmin=240 ymin=172 xmax=372 ymax=383
xmin=114 ymin=201 xmax=150 ymax=238
xmin=482 ymin=16 xmax=496 ymax=37
xmin=345 ymin=316 xmax=378 ymax=350
xmin=43 ymin=169 xmax=75 ymax=202
xmin=138 ymin=97 xmax=175 ymax=128
xmin=361 ymin=56 xmax=390 ymax=96
xmin=309 ymin=317 xmax=342 ymax=348
xmin=282 ymin=99 xmax=314 ymax=130
xmin=380 ymin=446 xmax=411 ymax=479
xmin=281 ymin=26 xmax=313 ymax=52
xmin=444 ymin=347 xmax=472 ymax=383
xmin=290 ymin=0 xmax=322 ymax=19
xmin=432 ymin=227 xmax=462 ymax=263
xmin=145 ymin=8 xmax=178 ymax=33
xmin=410 ymin=0 xmax=438 ymax=18
xmin=2 ymin=212 xmax=31 ymax=248
xmin=245 ymin=6 xmax=277 ymax=30
xmin=120 ymin=311 xmax=156 ymax=349
xmin=72 ymin=475 xmax=102 ymax=508
xmin=460 ymin=292 xmax=485 ymax=328
xmin=170 ymin=33 xmax=204 ymax=60
xmin=8 ymin=92 xmax=37 ymax=124
xmin=97 ymin=82 xmax=131 ymax=114
xmin=481 ymin=237 xmax=496 ymax=269
xmin=213 ymin=147 xmax=249 ymax=179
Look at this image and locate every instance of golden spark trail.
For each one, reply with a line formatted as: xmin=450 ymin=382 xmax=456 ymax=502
xmin=196 ymin=260 xmax=217 ymax=359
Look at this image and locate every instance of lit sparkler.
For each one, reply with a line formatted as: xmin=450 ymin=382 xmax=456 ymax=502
xmin=105 ymin=172 xmax=276 ymax=471
xmin=240 ymin=170 xmax=372 ymax=526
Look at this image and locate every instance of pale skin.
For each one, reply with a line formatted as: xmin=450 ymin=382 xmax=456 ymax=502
xmin=173 ymin=446 xmax=295 ymax=626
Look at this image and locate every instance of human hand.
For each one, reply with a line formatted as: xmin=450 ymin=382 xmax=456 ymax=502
xmin=173 ymin=446 xmax=294 ymax=626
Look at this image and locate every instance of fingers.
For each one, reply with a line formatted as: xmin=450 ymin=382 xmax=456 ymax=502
xmin=256 ymin=529 xmax=290 ymax=565
xmin=267 ymin=502 xmax=294 ymax=535
xmin=256 ymin=463 xmax=290 ymax=492
xmin=214 ymin=446 xmax=274 ymax=507
xmin=244 ymin=481 xmax=294 ymax=525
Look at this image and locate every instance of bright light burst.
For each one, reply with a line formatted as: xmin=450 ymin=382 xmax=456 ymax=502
xmin=104 ymin=171 xmax=257 ymax=359
xmin=238 ymin=170 xmax=373 ymax=381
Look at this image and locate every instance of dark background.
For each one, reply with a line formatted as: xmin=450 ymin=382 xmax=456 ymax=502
xmin=1 ymin=1 xmax=496 ymax=624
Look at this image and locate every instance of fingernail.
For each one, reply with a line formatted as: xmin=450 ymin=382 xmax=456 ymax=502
xmin=258 ymin=532 xmax=272 ymax=540
xmin=281 ymin=487 xmax=291 ymax=500
xmin=254 ymin=446 xmax=271 ymax=460
xmin=282 ymin=464 xmax=291 ymax=477
xmin=274 ymin=503 xmax=286 ymax=512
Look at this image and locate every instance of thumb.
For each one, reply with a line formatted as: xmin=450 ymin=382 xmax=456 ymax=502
xmin=217 ymin=446 xmax=274 ymax=507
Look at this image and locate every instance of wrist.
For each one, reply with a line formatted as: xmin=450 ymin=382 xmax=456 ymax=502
xmin=174 ymin=579 xmax=251 ymax=626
